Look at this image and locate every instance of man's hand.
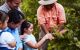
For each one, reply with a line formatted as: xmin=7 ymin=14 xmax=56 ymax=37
xmin=60 ymin=29 xmax=68 ymax=34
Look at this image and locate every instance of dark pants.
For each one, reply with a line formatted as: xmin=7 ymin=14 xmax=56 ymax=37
xmin=39 ymin=29 xmax=49 ymax=50
xmin=0 ymin=47 xmax=12 ymax=50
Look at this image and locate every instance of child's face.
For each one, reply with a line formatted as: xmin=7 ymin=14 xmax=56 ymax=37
xmin=9 ymin=22 xmax=20 ymax=29
xmin=27 ymin=24 xmax=33 ymax=33
xmin=0 ymin=21 xmax=3 ymax=29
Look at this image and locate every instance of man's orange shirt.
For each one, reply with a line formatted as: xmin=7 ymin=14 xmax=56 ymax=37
xmin=37 ymin=2 xmax=66 ymax=30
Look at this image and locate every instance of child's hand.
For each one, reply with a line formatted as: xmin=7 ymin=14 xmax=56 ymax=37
xmin=44 ymin=33 xmax=54 ymax=40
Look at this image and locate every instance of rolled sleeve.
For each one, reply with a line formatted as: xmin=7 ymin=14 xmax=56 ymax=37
xmin=37 ymin=6 xmax=46 ymax=24
xmin=57 ymin=3 xmax=66 ymax=24
xmin=24 ymin=36 xmax=31 ymax=43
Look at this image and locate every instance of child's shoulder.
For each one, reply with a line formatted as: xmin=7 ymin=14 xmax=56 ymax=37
xmin=1 ymin=32 xmax=11 ymax=36
xmin=1 ymin=32 xmax=14 ymax=38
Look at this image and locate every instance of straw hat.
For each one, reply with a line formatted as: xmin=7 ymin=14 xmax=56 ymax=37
xmin=38 ymin=0 xmax=57 ymax=5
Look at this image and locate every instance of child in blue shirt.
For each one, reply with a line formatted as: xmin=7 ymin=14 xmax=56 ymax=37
xmin=7 ymin=9 xmax=24 ymax=50
xmin=20 ymin=20 xmax=54 ymax=50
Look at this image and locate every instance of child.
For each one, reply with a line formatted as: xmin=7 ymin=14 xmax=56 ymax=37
xmin=0 ymin=10 xmax=16 ymax=50
xmin=20 ymin=20 xmax=54 ymax=50
xmin=7 ymin=9 xmax=23 ymax=50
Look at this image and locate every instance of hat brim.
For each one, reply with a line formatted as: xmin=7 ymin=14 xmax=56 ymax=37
xmin=38 ymin=0 xmax=57 ymax=5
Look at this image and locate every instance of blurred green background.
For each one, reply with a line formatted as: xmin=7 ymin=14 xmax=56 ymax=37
xmin=0 ymin=0 xmax=80 ymax=50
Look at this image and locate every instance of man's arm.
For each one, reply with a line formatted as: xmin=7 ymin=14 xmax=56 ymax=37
xmin=57 ymin=3 xmax=66 ymax=33
xmin=40 ymin=24 xmax=49 ymax=34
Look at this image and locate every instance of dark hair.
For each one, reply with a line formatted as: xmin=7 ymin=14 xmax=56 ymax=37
xmin=20 ymin=20 xmax=31 ymax=35
xmin=0 ymin=10 xmax=8 ymax=23
xmin=7 ymin=0 xmax=14 ymax=2
xmin=7 ymin=0 xmax=22 ymax=2
xmin=8 ymin=9 xmax=24 ymax=24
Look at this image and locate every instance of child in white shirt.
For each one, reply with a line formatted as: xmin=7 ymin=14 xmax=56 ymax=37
xmin=20 ymin=20 xmax=54 ymax=50
xmin=0 ymin=10 xmax=16 ymax=50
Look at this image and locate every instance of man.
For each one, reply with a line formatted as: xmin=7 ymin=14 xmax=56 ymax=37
xmin=6 ymin=9 xmax=23 ymax=50
xmin=0 ymin=0 xmax=21 ymax=13
xmin=37 ymin=0 xmax=66 ymax=50
xmin=0 ymin=0 xmax=24 ymax=19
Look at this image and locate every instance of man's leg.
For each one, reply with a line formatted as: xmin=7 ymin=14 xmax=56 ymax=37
xmin=39 ymin=29 xmax=49 ymax=50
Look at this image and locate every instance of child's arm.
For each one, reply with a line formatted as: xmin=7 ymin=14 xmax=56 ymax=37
xmin=25 ymin=33 xmax=54 ymax=49
xmin=6 ymin=34 xmax=16 ymax=48
xmin=2 ymin=32 xmax=16 ymax=48
xmin=8 ymin=41 xmax=16 ymax=48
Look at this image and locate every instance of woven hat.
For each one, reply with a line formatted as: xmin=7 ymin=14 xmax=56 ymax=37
xmin=38 ymin=0 xmax=57 ymax=5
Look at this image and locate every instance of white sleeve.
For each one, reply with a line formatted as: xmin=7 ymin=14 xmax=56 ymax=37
xmin=1 ymin=32 xmax=16 ymax=43
xmin=24 ymin=35 xmax=31 ymax=43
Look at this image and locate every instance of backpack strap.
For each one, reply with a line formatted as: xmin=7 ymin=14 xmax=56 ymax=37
xmin=0 ymin=31 xmax=3 ymax=36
